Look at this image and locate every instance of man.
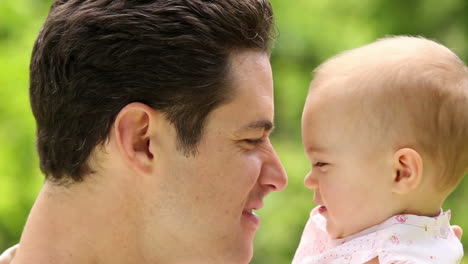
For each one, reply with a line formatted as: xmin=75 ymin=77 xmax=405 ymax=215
xmin=0 ymin=0 xmax=287 ymax=263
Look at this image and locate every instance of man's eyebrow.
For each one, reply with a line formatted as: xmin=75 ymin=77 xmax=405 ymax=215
xmin=239 ymin=120 xmax=275 ymax=133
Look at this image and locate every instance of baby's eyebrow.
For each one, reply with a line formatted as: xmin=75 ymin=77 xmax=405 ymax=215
xmin=305 ymin=146 xmax=328 ymax=155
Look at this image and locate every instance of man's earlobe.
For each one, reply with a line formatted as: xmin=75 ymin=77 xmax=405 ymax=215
xmin=113 ymin=102 xmax=157 ymax=175
xmin=392 ymin=148 xmax=423 ymax=194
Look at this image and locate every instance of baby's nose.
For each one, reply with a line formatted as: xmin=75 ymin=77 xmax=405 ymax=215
xmin=304 ymin=171 xmax=318 ymax=190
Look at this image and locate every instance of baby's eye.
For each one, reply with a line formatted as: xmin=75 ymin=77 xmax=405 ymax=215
xmin=313 ymin=162 xmax=328 ymax=167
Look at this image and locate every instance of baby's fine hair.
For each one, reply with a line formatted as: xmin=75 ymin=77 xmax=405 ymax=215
xmin=311 ymin=36 xmax=468 ymax=192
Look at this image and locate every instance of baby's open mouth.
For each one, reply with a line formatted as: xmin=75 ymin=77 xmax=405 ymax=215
xmin=318 ymin=205 xmax=327 ymax=214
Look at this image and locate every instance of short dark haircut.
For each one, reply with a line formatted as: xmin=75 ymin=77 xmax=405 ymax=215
xmin=30 ymin=0 xmax=275 ymax=183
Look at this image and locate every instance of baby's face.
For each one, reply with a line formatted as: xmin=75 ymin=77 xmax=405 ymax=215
xmin=301 ymin=88 xmax=397 ymax=238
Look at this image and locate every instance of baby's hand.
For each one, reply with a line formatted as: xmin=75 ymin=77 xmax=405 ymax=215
xmin=452 ymin=225 xmax=463 ymax=240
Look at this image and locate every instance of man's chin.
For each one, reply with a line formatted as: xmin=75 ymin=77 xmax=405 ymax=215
xmin=224 ymin=243 xmax=254 ymax=264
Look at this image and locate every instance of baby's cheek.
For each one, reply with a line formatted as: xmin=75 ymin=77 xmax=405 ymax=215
xmin=335 ymin=199 xmax=371 ymax=235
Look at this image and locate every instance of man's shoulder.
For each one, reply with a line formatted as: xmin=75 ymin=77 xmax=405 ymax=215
xmin=0 ymin=245 xmax=18 ymax=264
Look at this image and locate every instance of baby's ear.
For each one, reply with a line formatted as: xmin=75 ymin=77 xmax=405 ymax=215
xmin=391 ymin=148 xmax=423 ymax=194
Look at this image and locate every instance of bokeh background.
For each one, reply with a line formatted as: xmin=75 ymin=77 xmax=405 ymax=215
xmin=0 ymin=0 xmax=467 ymax=263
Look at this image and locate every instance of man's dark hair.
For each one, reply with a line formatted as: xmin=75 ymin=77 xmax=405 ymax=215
xmin=30 ymin=0 xmax=275 ymax=183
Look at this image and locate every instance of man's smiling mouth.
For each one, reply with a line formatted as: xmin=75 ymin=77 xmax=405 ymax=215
xmin=242 ymin=201 xmax=263 ymax=228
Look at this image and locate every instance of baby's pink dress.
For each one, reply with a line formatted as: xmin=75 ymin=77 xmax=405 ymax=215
xmin=292 ymin=206 xmax=463 ymax=264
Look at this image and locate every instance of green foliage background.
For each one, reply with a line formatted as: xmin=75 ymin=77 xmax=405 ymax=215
xmin=0 ymin=0 xmax=467 ymax=263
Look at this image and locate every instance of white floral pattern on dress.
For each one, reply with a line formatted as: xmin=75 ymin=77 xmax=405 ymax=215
xmin=292 ymin=206 xmax=463 ymax=264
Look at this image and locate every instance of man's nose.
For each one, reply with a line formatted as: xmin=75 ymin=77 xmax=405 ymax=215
xmin=258 ymin=141 xmax=287 ymax=192
xmin=304 ymin=171 xmax=318 ymax=190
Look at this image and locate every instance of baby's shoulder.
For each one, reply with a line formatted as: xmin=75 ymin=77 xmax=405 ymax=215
xmin=372 ymin=214 xmax=463 ymax=263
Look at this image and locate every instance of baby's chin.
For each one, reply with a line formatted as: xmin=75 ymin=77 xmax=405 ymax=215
xmin=326 ymin=223 xmax=362 ymax=239
xmin=327 ymin=229 xmax=345 ymax=239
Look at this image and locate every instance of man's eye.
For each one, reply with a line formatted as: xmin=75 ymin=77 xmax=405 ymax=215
xmin=244 ymin=138 xmax=264 ymax=145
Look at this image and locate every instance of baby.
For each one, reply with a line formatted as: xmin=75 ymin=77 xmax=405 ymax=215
xmin=293 ymin=36 xmax=468 ymax=264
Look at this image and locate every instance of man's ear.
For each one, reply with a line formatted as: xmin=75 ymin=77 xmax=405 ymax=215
xmin=392 ymin=148 xmax=423 ymax=194
xmin=113 ymin=102 xmax=158 ymax=175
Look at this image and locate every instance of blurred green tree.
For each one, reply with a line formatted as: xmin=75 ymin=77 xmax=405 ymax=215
xmin=0 ymin=0 xmax=466 ymax=263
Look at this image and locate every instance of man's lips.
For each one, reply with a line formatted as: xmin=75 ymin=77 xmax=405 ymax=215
xmin=244 ymin=200 xmax=264 ymax=213
xmin=242 ymin=201 xmax=264 ymax=228
xmin=242 ymin=209 xmax=259 ymax=227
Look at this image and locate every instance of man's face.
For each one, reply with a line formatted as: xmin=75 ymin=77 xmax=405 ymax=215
xmin=301 ymin=87 xmax=395 ymax=239
xmin=151 ymin=50 xmax=287 ymax=263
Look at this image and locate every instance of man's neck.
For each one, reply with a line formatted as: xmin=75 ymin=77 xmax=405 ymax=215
xmin=11 ymin=181 xmax=146 ymax=264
